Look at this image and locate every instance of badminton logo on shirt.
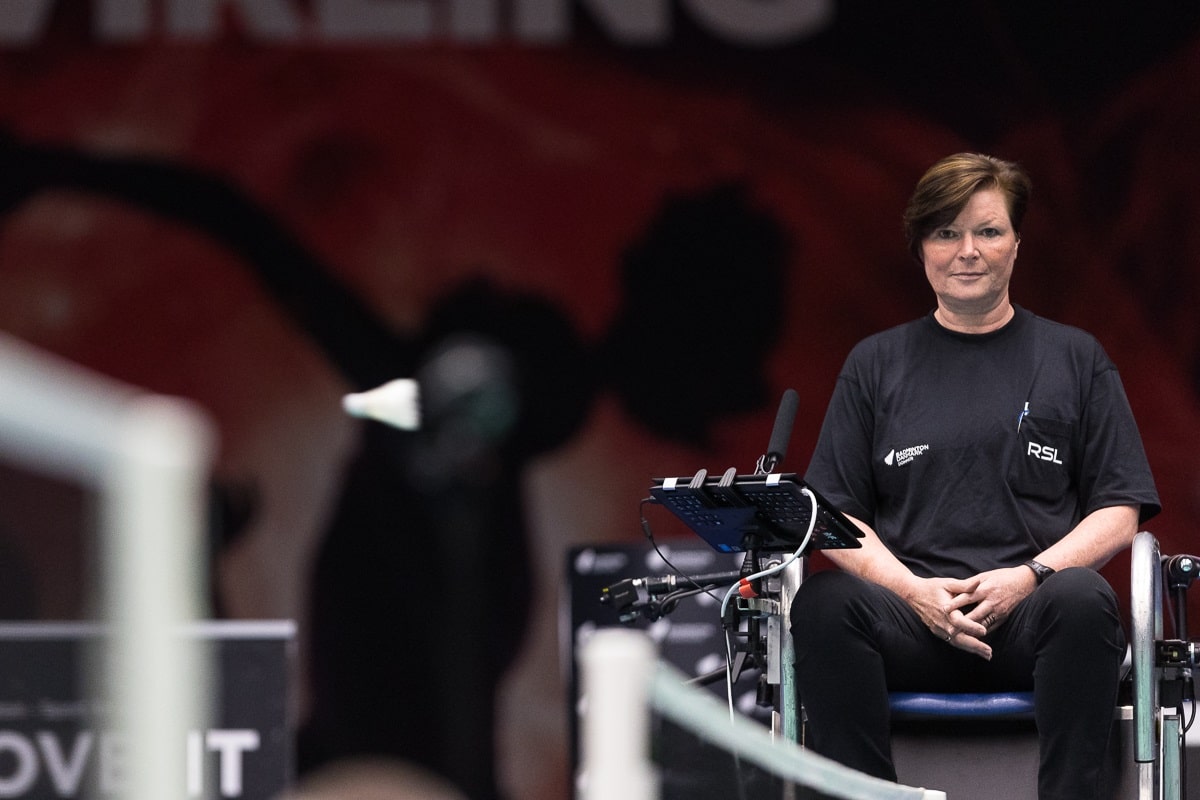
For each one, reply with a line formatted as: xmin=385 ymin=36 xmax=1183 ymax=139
xmin=884 ymin=443 xmax=929 ymax=467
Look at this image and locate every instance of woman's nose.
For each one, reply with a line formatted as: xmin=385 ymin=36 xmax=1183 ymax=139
xmin=958 ymin=233 xmax=979 ymax=258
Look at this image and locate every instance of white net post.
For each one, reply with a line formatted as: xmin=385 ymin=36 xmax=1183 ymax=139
xmin=0 ymin=333 xmax=215 ymax=800
xmin=100 ymin=395 xmax=216 ymax=800
xmin=577 ymin=628 xmax=660 ymax=800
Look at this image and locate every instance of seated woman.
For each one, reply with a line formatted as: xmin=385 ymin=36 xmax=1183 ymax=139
xmin=790 ymin=152 xmax=1160 ymax=800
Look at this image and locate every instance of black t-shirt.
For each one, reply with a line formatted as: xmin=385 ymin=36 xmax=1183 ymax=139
xmin=804 ymin=306 xmax=1161 ymax=579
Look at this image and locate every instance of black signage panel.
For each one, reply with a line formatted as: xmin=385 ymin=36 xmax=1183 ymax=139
xmin=0 ymin=621 xmax=295 ymax=799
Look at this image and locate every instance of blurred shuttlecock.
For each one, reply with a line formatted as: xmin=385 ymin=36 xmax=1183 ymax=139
xmin=342 ymin=379 xmax=422 ymax=430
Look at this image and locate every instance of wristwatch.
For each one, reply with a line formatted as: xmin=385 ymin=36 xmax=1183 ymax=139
xmin=1023 ymin=559 xmax=1056 ymax=585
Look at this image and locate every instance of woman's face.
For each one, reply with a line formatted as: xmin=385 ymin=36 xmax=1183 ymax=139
xmin=921 ymin=187 xmax=1019 ymax=319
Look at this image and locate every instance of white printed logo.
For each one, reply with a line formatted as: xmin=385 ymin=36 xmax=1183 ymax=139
xmin=1027 ymin=442 xmax=1064 ymax=464
xmin=885 ymin=444 xmax=929 ymax=467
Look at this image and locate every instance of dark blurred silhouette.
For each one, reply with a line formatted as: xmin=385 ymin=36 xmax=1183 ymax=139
xmin=0 ymin=130 xmax=790 ymax=799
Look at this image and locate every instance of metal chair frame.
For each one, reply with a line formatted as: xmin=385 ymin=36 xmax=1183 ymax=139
xmin=1130 ymin=530 xmax=1192 ymax=800
xmin=760 ymin=531 xmax=1191 ymax=799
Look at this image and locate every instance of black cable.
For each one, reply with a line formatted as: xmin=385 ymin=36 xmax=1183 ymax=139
xmin=1180 ymin=699 xmax=1193 ymax=800
xmin=656 ymin=584 xmax=719 ymax=617
xmin=640 ymin=497 xmax=753 ymax=800
xmin=639 ymin=498 xmax=725 ymax=605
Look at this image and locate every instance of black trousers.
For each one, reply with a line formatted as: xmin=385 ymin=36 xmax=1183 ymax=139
xmin=790 ymin=567 xmax=1125 ymax=800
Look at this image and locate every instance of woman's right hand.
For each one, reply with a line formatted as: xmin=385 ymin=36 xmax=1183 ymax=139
xmin=900 ymin=575 xmax=992 ymax=659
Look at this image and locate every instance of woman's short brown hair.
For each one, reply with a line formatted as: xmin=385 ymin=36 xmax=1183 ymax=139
xmin=902 ymin=153 xmax=1032 ymax=262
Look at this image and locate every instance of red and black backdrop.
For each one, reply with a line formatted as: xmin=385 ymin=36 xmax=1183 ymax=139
xmin=2 ymin=2 xmax=1200 ymax=798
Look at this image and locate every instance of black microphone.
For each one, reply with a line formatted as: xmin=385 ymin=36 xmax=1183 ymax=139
xmin=638 ymin=570 xmax=744 ymax=593
xmin=600 ymin=570 xmax=742 ymax=622
xmin=601 ymin=570 xmax=743 ymax=601
xmin=759 ymin=388 xmax=799 ymax=473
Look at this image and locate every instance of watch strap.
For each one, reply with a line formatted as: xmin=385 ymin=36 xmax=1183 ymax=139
xmin=1023 ymin=559 xmax=1056 ymax=585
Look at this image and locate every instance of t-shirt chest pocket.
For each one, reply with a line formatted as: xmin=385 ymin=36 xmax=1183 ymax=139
xmin=1008 ymin=415 xmax=1074 ymax=500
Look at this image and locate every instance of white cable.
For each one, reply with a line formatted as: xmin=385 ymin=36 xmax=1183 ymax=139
xmin=719 ymin=487 xmax=817 ymax=621
xmin=719 ymin=487 xmax=818 ymax=717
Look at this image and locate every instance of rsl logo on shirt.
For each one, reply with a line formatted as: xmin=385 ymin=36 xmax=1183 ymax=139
xmin=884 ymin=443 xmax=930 ymax=467
xmin=1027 ymin=441 xmax=1064 ymax=464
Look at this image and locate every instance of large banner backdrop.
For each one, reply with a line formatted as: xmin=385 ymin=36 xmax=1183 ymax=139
xmin=3 ymin=2 xmax=1200 ymax=798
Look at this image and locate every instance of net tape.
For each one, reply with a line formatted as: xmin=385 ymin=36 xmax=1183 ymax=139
xmin=650 ymin=661 xmax=944 ymax=800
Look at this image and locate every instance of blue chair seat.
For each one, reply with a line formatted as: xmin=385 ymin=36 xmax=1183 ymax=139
xmin=889 ymin=691 xmax=1036 ymax=720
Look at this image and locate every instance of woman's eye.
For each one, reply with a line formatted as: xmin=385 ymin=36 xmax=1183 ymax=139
xmin=980 ymin=227 xmax=1001 ymax=237
xmin=934 ymin=229 xmax=957 ymax=240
